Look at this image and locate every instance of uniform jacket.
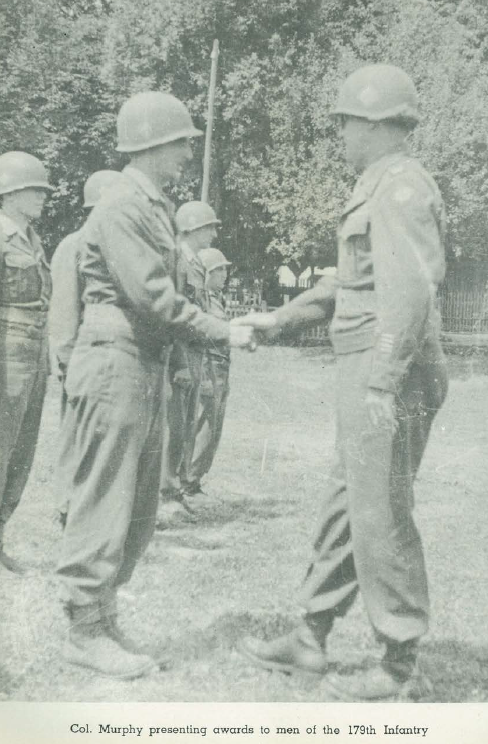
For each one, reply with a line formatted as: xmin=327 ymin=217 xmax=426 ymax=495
xmin=49 ymin=229 xmax=84 ymax=368
xmin=78 ymin=166 xmax=229 ymax=352
xmin=273 ymin=150 xmax=446 ymax=393
xmin=0 ymin=211 xmax=51 ymax=311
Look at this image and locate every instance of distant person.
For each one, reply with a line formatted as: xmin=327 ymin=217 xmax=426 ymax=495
xmin=186 ymin=247 xmax=232 ymax=493
xmin=0 ymin=152 xmax=54 ymax=573
xmin=158 ymin=201 xmax=222 ymax=528
xmin=234 ymin=64 xmax=449 ymax=701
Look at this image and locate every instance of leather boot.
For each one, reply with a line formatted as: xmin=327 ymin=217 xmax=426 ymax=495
xmin=100 ymin=591 xmax=171 ymax=669
xmin=322 ymin=641 xmax=431 ymax=701
xmin=322 ymin=663 xmax=432 ymax=701
xmin=237 ymin=625 xmax=328 ymax=674
xmin=63 ymin=603 xmax=156 ymax=680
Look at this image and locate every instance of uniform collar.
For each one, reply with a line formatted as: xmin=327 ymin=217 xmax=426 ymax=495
xmin=0 ymin=211 xmax=31 ymax=244
xmin=180 ymin=239 xmax=203 ymax=267
xmin=358 ymin=149 xmax=412 ymax=195
xmin=123 ymin=166 xmax=164 ymax=203
xmin=343 ymin=149 xmax=412 ymax=216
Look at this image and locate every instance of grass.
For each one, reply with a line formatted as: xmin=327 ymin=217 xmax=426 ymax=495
xmin=0 ymin=345 xmax=487 ymax=702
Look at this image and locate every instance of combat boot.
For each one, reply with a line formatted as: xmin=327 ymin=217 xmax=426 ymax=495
xmin=322 ymin=640 xmax=431 ymax=701
xmin=237 ymin=625 xmax=328 ymax=674
xmin=63 ymin=604 xmax=156 ymax=680
xmin=100 ymin=592 xmax=171 ymax=669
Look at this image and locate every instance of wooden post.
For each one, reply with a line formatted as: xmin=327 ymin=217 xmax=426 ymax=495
xmin=201 ymin=39 xmax=219 ymax=204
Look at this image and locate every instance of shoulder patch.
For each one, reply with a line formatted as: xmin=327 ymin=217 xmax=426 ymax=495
xmin=393 ymin=186 xmax=414 ymax=203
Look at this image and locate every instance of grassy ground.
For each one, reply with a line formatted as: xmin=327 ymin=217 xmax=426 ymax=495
xmin=0 ymin=345 xmax=487 ymax=702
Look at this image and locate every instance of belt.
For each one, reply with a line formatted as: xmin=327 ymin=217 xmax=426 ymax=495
xmin=81 ymin=303 xmax=170 ymax=355
xmin=335 ymin=287 xmax=376 ymax=316
xmin=0 ymin=305 xmax=48 ymax=327
xmin=82 ymin=303 xmax=137 ymax=335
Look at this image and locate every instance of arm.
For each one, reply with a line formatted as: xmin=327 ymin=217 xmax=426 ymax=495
xmin=95 ymin=200 xmax=231 ymax=345
xmin=232 ymin=275 xmax=337 ymax=334
xmin=368 ymin=172 xmax=442 ymax=393
xmin=49 ymin=236 xmax=83 ymax=369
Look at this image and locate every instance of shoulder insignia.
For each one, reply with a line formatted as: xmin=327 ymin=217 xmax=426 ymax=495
xmin=393 ymin=186 xmax=414 ymax=203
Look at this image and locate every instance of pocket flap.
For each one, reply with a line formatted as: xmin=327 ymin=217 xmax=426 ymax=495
xmin=3 ymin=251 xmax=37 ymax=269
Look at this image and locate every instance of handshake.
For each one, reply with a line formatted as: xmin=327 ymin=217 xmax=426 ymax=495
xmin=228 ymin=312 xmax=279 ymax=350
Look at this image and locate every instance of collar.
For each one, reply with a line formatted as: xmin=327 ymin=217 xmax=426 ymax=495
xmin=0 ymin=211 xmax=35 ymax=244
xmin=180 ymin=240 xmax=203 ymax=267
xmin=342 ymin=150 xmax=413 ymax=217
xmin=358 ymin=149 xmax=412 ymax=195
xmin=123 ymin=166 xmax=164 ymax=203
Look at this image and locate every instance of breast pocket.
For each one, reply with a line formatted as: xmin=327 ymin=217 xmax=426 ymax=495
xmin=1 ymin=252 xmax=41 ymax=303
xmin=337 ymin=210 xmax=370 ymax=283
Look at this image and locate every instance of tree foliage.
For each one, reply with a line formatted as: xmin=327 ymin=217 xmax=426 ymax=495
xmin=0 ymin=0 xmax=487 ymax=275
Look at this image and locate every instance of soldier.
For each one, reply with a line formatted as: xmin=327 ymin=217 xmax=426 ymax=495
xmin=0 ymin=151 xmax=54 ymax=574
xmin=234 ymin=64 xmax=449 ymax=701
xmin=158 ymin=200 xmax=221 ymax=526
xmin=50 ymin=170 xmax=124 ymax=527
xmin=56 ymin=91 xmax=254 ymax=680
xmin=186 ymin=247 xmax=232 ymax=491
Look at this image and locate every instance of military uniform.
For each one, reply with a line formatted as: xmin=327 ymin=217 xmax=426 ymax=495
xmin=49 ymin=230 xmax=84 ymax=393
xmin=0 ymin=212 xmax=51 ymax=538
xmin=160 ymin=241 xmax=211 ymax=498
xmin=261 ymin=150 xmax=448 ymax=670
xmin=56 ymin=166 xmax=228 ymax=613
xmin=188 ymin=289 xmax=230 ymax=486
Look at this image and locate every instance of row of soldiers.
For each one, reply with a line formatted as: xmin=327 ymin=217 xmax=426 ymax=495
xmin=0 ymin=90 xmax=255 ymax=680
xmin=1 ymin=62 xmax=451 ymax=701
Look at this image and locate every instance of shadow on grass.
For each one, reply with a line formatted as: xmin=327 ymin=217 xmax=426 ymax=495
xmin=174 ymin=611 xmax=297 ymax=661
xmin=420 ymin=639 xmax=488 ymax=702
xmin=0 ymin=665 xmax=23 ymax=699
xmin=191 ymin=493 xmax=297 ymax=529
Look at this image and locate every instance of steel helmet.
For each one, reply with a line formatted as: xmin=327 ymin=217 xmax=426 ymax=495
xmin=0 ymin=151 xmax=54 ymax=195
xmin=175 ymin=201 xmax=221 ymax=233
xmin=198 ymin=247 xmax=231 ymax=273
xmin=83 ymin=170 xmax=124 ymax=207
xmin=333 ymin=64 xmax=419 ymax=126
xmin=116 ymin=91 xmax=203 ymax=153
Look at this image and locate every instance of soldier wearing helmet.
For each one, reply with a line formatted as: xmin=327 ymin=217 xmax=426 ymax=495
xmin=55 ymin=91 xmax=254 ymax=680
xmin=187 ymin=247 xmax=232 ymax=489
xmin=0 ymin=151 xmax=54 ymax=574
xmin=158 ymin=200 xmax=223 ymax=526
xmin=234 ymin=64 xmax=448 ymax=701
xmin=50 ymin=170 xmax=125 ymax=528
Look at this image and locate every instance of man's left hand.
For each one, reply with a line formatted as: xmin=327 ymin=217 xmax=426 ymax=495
xmin=366 ymin=389 xmax=396 ymax=430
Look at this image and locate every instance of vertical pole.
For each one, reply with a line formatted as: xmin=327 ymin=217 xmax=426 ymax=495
xmin=201 ymin=39 xmax=219 ymax=204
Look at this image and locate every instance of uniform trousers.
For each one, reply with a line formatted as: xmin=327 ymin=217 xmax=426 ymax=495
xmin=0 ymin=317 xmax=48 ymax=530
xmin=187 ymin=356 xmax=230 ymax=485
xmin=300 ymin=345 xmax=448 ymax=646
xmin=160 ymin=346 xmax=205 ymax=496
xmin=56 ymin=322 xmax=165 ymax=612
